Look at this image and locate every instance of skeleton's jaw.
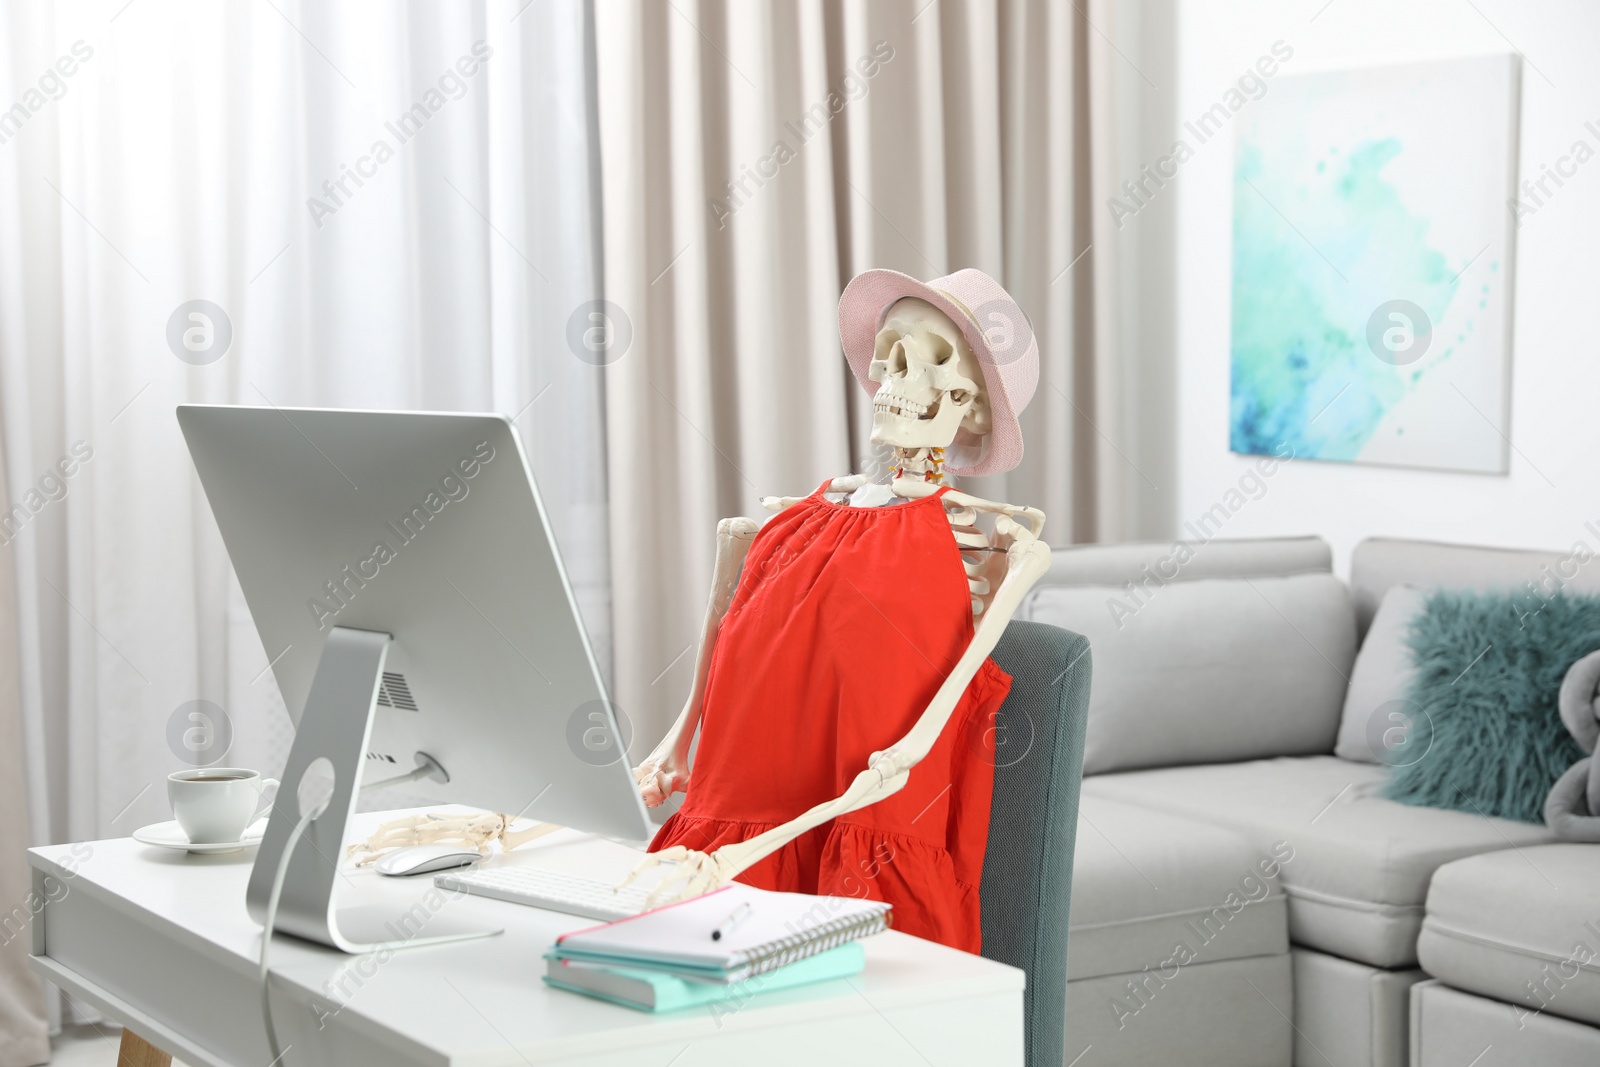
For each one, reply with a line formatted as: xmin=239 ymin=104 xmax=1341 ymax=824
xmin=869 ymin=389 xmax=971 ymax=450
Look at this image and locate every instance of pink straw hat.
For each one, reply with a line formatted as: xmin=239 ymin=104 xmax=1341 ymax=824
xmin=839 ymin=268 xmax=1039 ymax=477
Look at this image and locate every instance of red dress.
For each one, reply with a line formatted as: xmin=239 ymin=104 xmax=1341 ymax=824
xmin=650 ymin=481 xmax=1012 ymax=952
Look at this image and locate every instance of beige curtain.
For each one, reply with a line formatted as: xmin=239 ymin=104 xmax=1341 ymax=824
xmin=595 ymin=0 xmax=1127 ymax=750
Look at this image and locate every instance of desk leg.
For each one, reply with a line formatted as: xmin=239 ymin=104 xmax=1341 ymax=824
xmin=117 ymin=1029 xmax=172 ymax=1067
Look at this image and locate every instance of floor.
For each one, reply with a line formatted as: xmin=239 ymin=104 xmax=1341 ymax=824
xmin=51 ymin=1024 xmax=192 ymax=1066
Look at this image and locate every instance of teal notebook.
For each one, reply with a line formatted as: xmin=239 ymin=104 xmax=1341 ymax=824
xmin=544 ymin=942 xmax=865 ymax=1013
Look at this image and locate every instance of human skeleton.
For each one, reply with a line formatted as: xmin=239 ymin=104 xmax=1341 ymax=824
xmin=356 ymin=292 xmax=1051 ymax=898
xmin=624 ymin=295 xmax=1051 ymax=904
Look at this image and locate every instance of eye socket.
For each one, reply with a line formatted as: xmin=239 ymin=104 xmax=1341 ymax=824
xmin=926 ymin=336 xmax=954 ymax=365
xmin=889 ymin=338 xmax=910 ymax=375
xmin=874 ymin=331 xmax=907 ymax=373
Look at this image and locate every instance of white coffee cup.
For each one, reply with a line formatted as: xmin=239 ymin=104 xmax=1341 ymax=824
xmin=168 ymin=768 xmax=279 ymax=844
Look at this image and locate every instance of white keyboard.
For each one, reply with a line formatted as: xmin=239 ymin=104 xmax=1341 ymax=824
xmin=434 ymin=865 xmax=652 ymax=921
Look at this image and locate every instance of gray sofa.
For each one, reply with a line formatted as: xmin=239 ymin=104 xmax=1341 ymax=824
xmin=1015 ymin=535 xmax=1600 ymax=1067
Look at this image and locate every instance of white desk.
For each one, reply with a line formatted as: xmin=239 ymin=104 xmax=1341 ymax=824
xmin=29 ymin=810 xmax=1024 ymax=1066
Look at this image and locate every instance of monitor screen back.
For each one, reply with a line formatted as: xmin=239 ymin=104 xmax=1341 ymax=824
xmin=177 ymin=405 xmax=651 ymax=842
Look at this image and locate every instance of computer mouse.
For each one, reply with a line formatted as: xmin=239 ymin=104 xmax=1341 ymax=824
xmin=374 ymin=844 xmax=483 ymax=877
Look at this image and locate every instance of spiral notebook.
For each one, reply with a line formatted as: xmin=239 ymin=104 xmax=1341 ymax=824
xmin=552 ymin=884 xmax=892 ymax=984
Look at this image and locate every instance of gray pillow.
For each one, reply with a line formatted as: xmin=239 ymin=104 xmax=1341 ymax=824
xmin=1334 ymin=584 xmax=1426 ymax=762
xmin=1024 ymin=572 xmax=1355 ymax=774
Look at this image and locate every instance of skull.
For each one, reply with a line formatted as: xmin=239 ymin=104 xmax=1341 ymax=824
xmin=868 ymin=298 xmax=991 ymax=449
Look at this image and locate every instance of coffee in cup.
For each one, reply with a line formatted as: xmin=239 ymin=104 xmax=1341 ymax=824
xmin=168 ymin=768 xmax=279 ymax=844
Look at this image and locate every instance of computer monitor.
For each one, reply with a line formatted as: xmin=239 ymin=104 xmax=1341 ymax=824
xmin=178 ymin=405 xmax=652 ymax=950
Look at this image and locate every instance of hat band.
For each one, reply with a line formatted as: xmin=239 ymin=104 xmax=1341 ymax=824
xmin=931 ymin=287 xmax=979 ymax=330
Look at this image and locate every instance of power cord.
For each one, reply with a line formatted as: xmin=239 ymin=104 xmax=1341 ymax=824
xmin=258 ymin=799 xmax=326 ymax=1066
xmin=255 ymin=752 xmax=447 ymax=1063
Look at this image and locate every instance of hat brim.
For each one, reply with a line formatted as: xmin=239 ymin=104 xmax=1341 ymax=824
xmin=838 ymin=269 xmax=1022 ymax=477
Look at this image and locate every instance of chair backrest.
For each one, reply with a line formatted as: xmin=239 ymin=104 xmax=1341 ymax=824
xmin=980 ymin=620 xmax=1091 ymax=1067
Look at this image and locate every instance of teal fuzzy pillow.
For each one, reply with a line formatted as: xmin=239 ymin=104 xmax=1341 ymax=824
xmin=1382 ymin=589 xmax=1592 ymax=823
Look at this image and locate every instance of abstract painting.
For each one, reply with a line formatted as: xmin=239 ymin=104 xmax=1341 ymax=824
xmin=1229 ymin=55 xmax=1520 ymax=473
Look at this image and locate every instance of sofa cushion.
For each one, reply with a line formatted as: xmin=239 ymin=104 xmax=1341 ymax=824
xmin=1417 ymin=844 xmax=1600 ymax=1027
xmin=1083 ymin=756 xmax=1557 ymax=967
xmin=1350 ymin=536 xmax=1600 ymax=641
xmin=1335 ymin=584 xmax=1426 ymax=763
xmin=1067 ymin=955 xmax=1293 ymax=1067
xmin=1069 ymin=797 xmax=1288 ymax=981
xmin=1410 ymin=980 xmax=1600 ymax=1067
xmin=1382 ymin=589 xmax=1594 ymax=824
xmin=1025 ymin=573 xmax=1354 ymax=774
xmin=1035 ymin=534 xmax=1331 ymax=590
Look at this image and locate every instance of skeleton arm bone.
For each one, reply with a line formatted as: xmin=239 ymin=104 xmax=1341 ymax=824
xmin=628 ymin=512 xmax=1051 ymax=902
xmin=632 ymin=517 xmax=759 ymax=807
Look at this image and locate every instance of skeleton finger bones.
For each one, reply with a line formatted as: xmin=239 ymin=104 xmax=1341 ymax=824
xmin=616 ymin=845 xmax=739 ymax=907
xmin=345 ymin=811 xmax=560 ymax=866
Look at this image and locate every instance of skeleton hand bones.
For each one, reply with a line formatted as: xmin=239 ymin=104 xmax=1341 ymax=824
xmin=344 ymin=811 xmax=561 ymax=866
xmin=619 ymin=748 xmax=916 ymax=906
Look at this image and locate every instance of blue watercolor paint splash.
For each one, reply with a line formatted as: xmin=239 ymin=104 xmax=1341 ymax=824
xmin=1230 ymin=137 xmax=1467 ymax=460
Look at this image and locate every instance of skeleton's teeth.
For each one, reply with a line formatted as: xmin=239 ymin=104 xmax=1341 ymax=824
xmin=875 ymin=395 xmax=930 ymax=418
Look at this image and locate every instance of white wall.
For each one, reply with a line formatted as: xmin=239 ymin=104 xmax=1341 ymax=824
xmin=1152 ymin=0 xmax=1600 ymax=572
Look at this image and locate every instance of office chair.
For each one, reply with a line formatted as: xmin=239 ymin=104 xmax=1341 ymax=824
xmin=981 ymin=620 xmax=1092 ymax=1067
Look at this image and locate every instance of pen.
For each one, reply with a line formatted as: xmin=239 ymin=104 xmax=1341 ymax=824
xmin=711 ymin=901 xmax=753 ymax=941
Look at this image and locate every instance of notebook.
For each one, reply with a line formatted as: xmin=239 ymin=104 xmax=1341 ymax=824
xmin=543 ymin=942 xmax=865 ymax=1012
xmin=552 ymin=884 xmax=892 ymax=983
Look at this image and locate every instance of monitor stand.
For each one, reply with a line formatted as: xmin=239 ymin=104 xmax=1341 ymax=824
xmin=245 ymin=626 xmax=504 ymax=952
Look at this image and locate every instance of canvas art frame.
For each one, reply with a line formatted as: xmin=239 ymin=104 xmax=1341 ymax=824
xmin=1229 ymin=54 xmax=1521 ymax=473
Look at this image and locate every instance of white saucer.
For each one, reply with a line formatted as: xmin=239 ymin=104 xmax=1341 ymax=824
xmin=132 ymin=819 xmax=266 ymax=854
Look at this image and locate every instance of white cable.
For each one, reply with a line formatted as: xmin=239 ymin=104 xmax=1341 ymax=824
xmin=259 ymin=800 xmax=326 ymax=1066
xmin=256 ymin=752 xmax=440 ymax=1061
